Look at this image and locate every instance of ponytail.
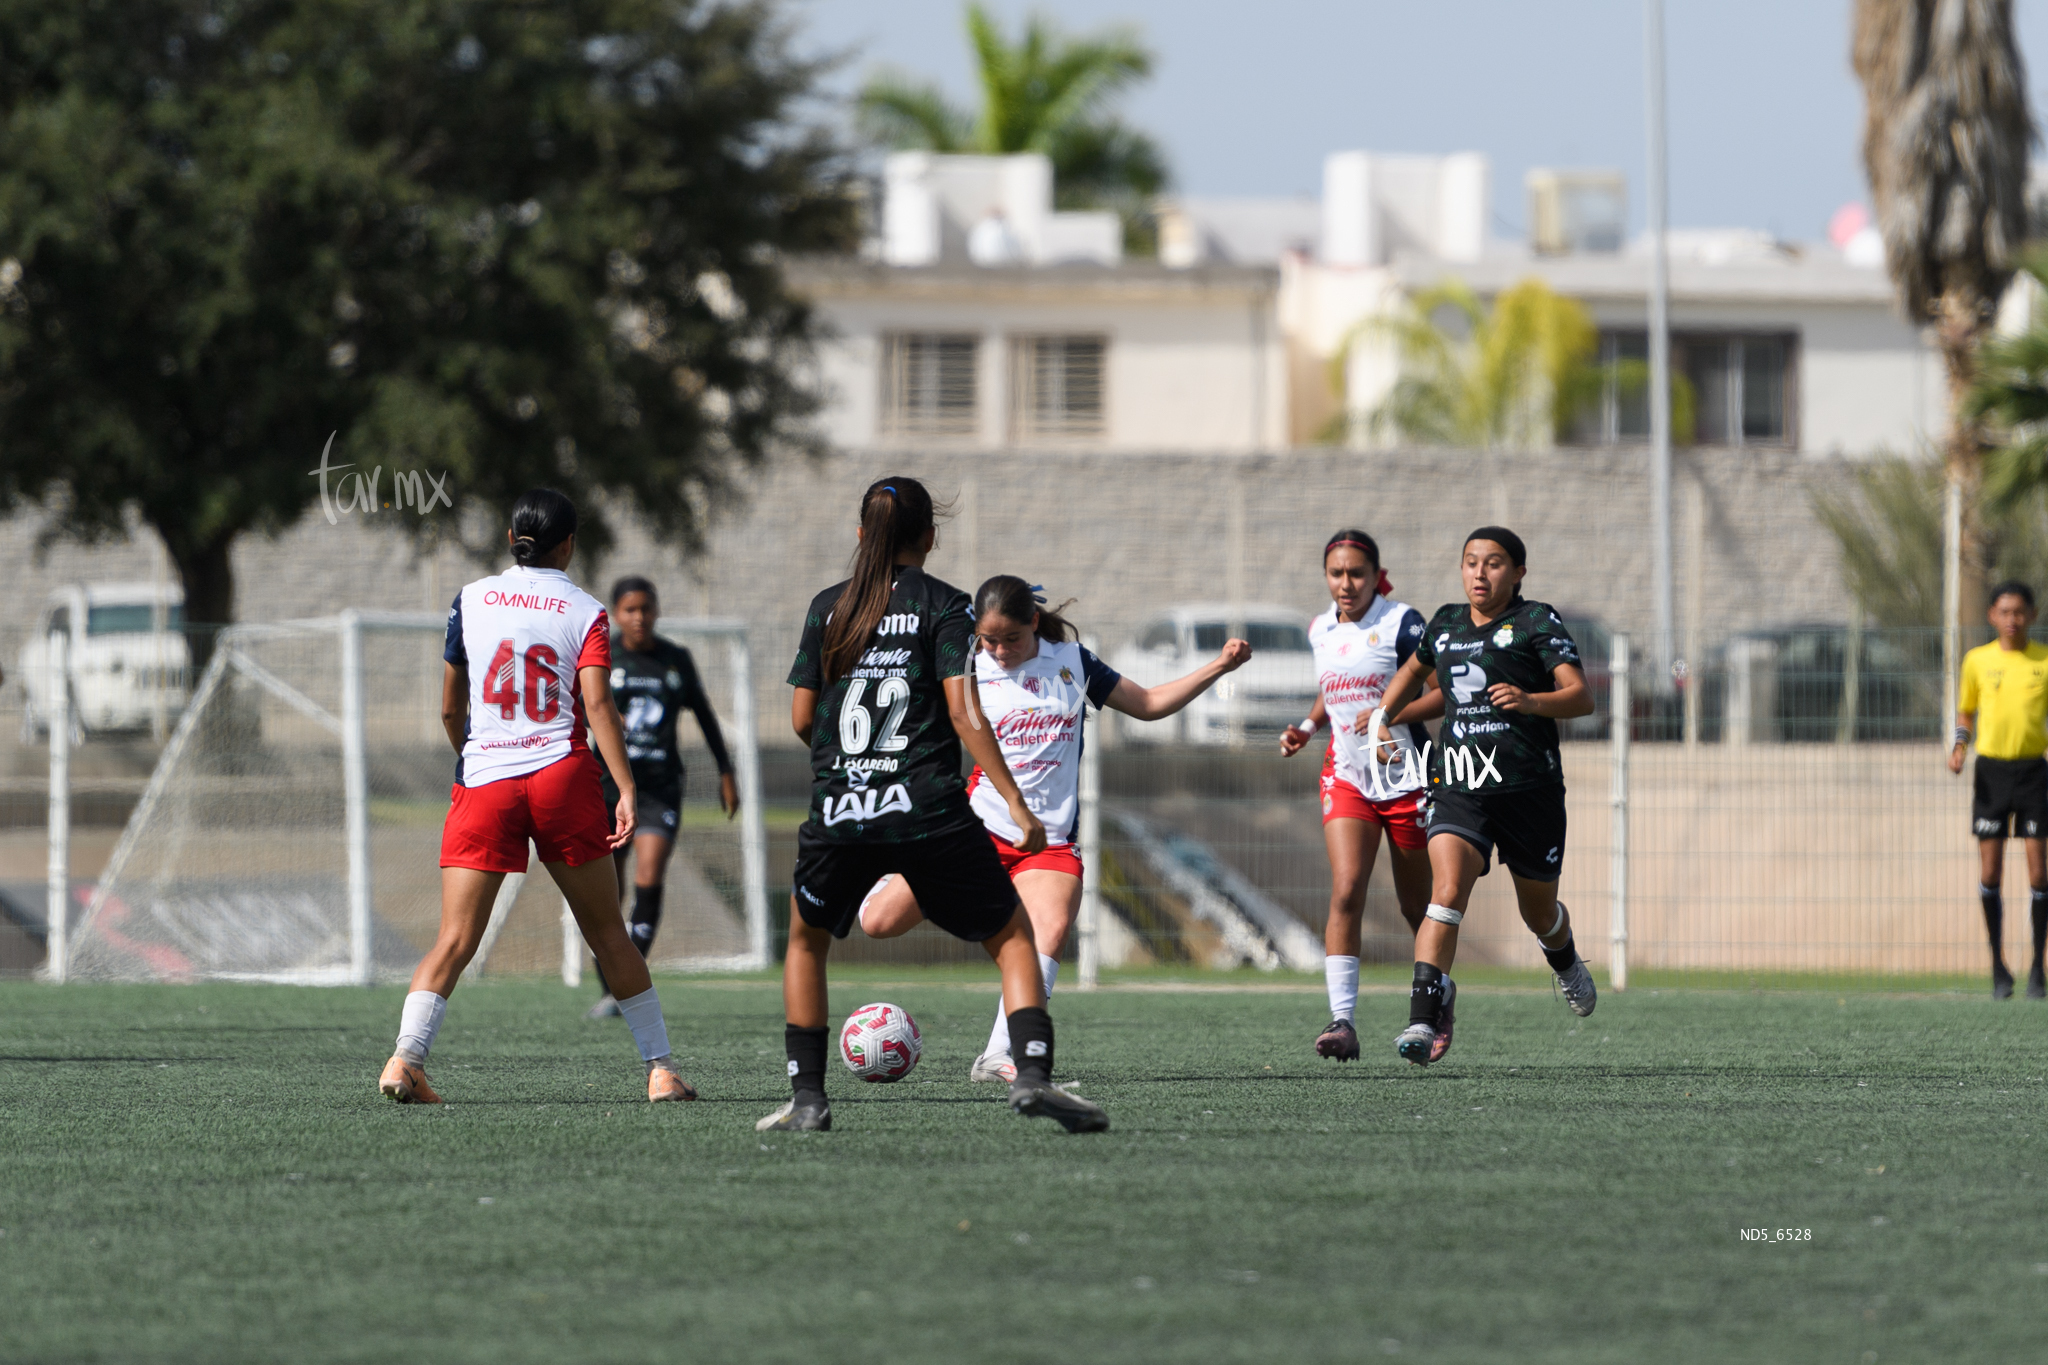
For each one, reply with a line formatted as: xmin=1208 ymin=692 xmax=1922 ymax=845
xmin=510 ymin=488 xmax=577 ymax=566
xmin=822 ymin=476 xmax=938 ymax=685
xmin=975 ymin=574 xmax=1078 ymax=643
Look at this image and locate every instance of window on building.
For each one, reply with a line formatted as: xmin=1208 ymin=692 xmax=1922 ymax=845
xmin=879 ymin=333 xmax=979 ymax=438
xmin=1011 ymin=334 xmax=1107 ymax=442
xmin=1572 ymin=329 xmax=1796 ymax=448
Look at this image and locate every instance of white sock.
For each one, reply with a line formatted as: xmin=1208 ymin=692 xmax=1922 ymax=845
xmin=394 ymin=991 xmax=447 ymax=1064
xmin=616 ymin=986 xmax=671 ymax=1063
xmin=987 ymin=953 xmax=1061 ymax=1057
xmin=1325 ymin=955 xmax=1360 ymax=1022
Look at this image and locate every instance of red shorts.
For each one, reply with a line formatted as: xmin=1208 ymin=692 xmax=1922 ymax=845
xmin=440 ymin=752 xmax=613 ymax=873
xmin=991 ymin=832 xmax=1084 ymax=878
xmin=1320 ymin=752 xmax=1427 ymax=850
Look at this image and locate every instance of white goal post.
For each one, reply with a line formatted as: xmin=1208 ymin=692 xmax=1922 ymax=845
xmin=64 ymin=611 xmax=767 ymax=983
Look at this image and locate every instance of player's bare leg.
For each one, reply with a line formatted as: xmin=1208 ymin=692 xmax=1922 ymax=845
xmin=2026 ymin=838 xmax=2048 ymax=999
xmin=381 ymin=867 xmax=502 ymax=1103
xmin=552 ymin=856 xmax=695 ymax=1101
xmin=963 ymin=871 xmax=1078 ymax=1081
xmin=1317 ymin=818 xmax=1377 ymax=1062
xmin=1513 ymin=874 xmax=1594 ymax=1018
xmin=760 ymin=905 xmax=834 ymax=1132
xmin=1979 ymin=835 xmax=2018 ymax=999
xmin=1396 ymin=833 xmax=1483 ymax=1065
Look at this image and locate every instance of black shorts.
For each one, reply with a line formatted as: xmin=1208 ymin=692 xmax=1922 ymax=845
xmin=792 ymin=821 xmax=1019 ymax=942
xmin=600 ymin=777 xmax=681 ymax=842
xmin=1973 ymin=756 xmax=2048 ymax=840
xmin=1425 ymin=783 xmax=1567 ymax=882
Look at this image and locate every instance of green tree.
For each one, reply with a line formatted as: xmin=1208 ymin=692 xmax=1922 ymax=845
xmin=1351 ymin=278 xmax=1603 ymax=449
xmin=1814 ymin=453 xmax=2048 ymax=630
xmin=0 ymin=0 xmax=854 ymax=661
xmin=1852 ymin=0 xmax=2033 ymax=623
xmin=855 ymin=4 xmax=1168 ymax=249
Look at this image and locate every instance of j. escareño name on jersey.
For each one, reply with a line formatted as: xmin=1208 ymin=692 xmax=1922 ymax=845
xmin=1410 ymin=596 xmax=1581 ymax=793
xmin=787 ymin=567 xmax=979 ymax=843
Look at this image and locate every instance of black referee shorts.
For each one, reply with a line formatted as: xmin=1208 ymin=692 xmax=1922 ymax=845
xmin=1973 ymin=756 xmax=2048 ymax=840
xmin=791 ymin=821 xmax=1020 ymax=942
xmin=1425 ymin=783 xmax=1568 ymax=883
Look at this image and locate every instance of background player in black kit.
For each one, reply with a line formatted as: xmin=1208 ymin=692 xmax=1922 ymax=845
xmin=585 ymin=575 xmax=739 ymax=1018
xmin=763 ymin=475 xmax=1107 ymax=1134
xmin=1370 ymin=527 xmax=1597 ymax=1064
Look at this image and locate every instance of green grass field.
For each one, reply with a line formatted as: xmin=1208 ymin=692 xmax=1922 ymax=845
xmin=4 ymin=971 xmax=2047 ymax=1363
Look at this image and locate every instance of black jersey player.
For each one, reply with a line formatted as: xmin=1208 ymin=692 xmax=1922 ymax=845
xmin=761 ymin=475 xmax=1107 ymax=1134
xmin=1369 ymin=527 xmax=1598 ymax=1064
xmin=585 ymin=576 xmax=738 ymax=1018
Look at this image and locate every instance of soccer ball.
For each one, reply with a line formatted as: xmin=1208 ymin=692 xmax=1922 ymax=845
xmin=838 ymin=1002 xmax=922 ymax=1083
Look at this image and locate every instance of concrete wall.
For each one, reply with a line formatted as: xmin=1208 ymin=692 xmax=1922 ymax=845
xmin=0 ymin=444 xmax=1865 ymax=737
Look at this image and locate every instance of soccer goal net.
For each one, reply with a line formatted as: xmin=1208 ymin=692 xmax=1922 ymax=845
xmin=65 ymin=613 xmax=766 ymax=984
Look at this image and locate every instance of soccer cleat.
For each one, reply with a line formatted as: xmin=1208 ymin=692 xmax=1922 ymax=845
xmin=1994 ymin=964 xmax=2016 ymax=1000
xmin=646 ymin=1057 xmax=698 ymax=1103
xmin=2029 ymin=965 xmax=2046 ymax=1000
xmin=1394 ymin=1022 xmax=1437 ymax=1066
xmin=755 ymin=1098 xmax=831 ymax=1132
xmin=585 ymin=994 xmax=621 ymax=1020
xmin=969 ymin=1050 xmax=1018 ymax=1084
xmin=1008 ymin=1080 xmax=1110 ymax=1133
xmin=379 ymin=1054 xmax=442 ymax=1105
xmin=1554 ymin=954 xmax=1598 ymax=1017
xmin=1315 ymin=1017 xmax=1360 ymax=1062
xmin=1427 ymin=978 xmax=1458 ymax=1064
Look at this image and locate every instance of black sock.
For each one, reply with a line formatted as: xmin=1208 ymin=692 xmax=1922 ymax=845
xmin=1541 ymin=932 xmax=1578 ymax=975
xmin=1006 ymin=1006 xmax=1054 ymax=1085
xmin=2031 ymin=890 xmax=2047 ymax=972
xmin=629 ymin=884 xmax=664 ymax=958
xmin=593 ymin=961 xmax=610 ymax=996
xmin=785 ymin=1024 xmax=828 ymax=1104
xmin=1982 ymin=884 xmax=2009 ymax=971
xmin=1409 ymin=962 xmax=1446 ymax=1028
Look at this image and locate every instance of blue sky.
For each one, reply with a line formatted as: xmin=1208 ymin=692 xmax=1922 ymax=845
xmin=793 ymin=0 xmax=2048 ymax=242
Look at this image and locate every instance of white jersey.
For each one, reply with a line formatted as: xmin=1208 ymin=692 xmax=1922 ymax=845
xmin=1310 ymin=595 xmax=1429 ymax=796
xmin=966 ymin=638 xmax=1122 ymax=847
xmin=443 ymin=566 xmax=611 ymax=787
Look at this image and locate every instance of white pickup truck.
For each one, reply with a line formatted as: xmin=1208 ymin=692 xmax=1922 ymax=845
xmin=19 ymin=583 xmax=190 ymax=737
xmin=1107 ymin=603 xmax=1319 ymax=747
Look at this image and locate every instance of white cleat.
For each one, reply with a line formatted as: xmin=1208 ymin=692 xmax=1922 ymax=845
xmin=1555 ymin=954 xmax=1598 ymax=1017
xmin=1394 ymin=1022 xmax=1438 ymax=1066
xmin=969 ymin=1050 xmax=1018 ymax=1084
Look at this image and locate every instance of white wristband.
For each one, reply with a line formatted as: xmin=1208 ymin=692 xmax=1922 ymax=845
xmin=1297 ymin=716 xmax=1320 ymax=735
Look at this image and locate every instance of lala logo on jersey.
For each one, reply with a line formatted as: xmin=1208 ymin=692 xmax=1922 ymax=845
xmin=823 ymin=781 xmax=913 ymax=826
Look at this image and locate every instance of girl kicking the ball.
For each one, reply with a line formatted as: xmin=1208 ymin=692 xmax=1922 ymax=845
xmin=1367 ymin=527 xmax=1597 ymax=1066
xmin=858 ymin=574 xmax=1251 ymax=1081
xmin=379 ymin=489 xmax=695 ymax=1106
xmin=765 ymin=476 xmax=1106 ymax=1134
xmin=1279 ymin=530 xmax=1445 ymax=1065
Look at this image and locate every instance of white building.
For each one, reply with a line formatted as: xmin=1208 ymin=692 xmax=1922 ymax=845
xmin=792 ymin=148 xmax=1948 ymax=459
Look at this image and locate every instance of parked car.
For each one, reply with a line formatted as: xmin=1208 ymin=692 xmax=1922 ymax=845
xmin=19 ymin=583 xmax=191 ymax=737
xmin=1108 ymin=603 xmax=1318 ymax=747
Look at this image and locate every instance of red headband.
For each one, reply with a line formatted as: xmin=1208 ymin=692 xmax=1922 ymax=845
xmin=1326 ymin=539 xmax=1392 ymax=597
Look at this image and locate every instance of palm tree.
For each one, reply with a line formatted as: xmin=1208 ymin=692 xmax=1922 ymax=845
xmin=1356 ymin=279 xmax=1597 ymax=450
xmin=856 ymin=5 xmax=1169 ymax=248
xmin=1970 ymin=250 xmax=2048 ymax=507
xmin=1852 ymin=0 xmax=2033 ymax=621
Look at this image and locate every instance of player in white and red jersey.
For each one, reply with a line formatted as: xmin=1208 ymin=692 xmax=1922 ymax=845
xmin=860 ymin=574 xmax=1250 ymax=1081
xmin=376 ymin=489 xmax=696 ymax=1108
xmin=1280 ymin=529 xmax=1445 ymax=1065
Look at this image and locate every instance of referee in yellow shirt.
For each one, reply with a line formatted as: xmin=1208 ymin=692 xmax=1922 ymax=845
xmin=1950 ymin=581 xmax=2048 ymax=998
